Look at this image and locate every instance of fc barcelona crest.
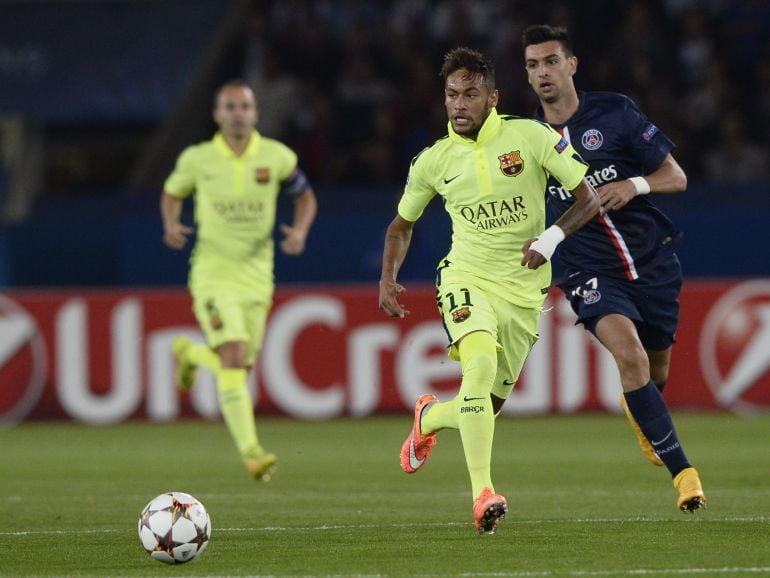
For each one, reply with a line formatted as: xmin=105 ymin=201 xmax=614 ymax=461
xmin=498 ymin=151 xmax=524 ymax=177
xmin=452 ymin=307 xmax=471 ymax=323
xmin=254 ymin=167 xmax=270 ymax=183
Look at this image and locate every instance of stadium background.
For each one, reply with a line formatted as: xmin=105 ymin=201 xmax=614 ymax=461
xmin=1 ymin=0 xmax=769 ymax=422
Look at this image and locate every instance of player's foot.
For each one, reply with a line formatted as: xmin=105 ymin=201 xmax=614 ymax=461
xmin=172 ymin=336 xmax=197 ymax=390
xmin=673 ymin=467 xmax=706 ymax=513
xmin=619 ymin=394 xmax=664 ymax=467
xmin=400 ymin=394 xmax=438 ymax=474
xmin=473 ymin=487 xmax=508 ymax=535
xmin=245 ymin=452 xmax=278 ymax=482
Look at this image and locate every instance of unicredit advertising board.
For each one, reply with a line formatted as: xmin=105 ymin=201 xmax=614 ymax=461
xmin=1 ymin=280 xmax=769 ymax=424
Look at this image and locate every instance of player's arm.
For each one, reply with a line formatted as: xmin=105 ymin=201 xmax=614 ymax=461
xmin=160 ymin=192 xmax=194 ymax=250
xmin=521 ymin=178 xmax=600 ymax=269
xmin=379 ymin=214 xmax=415 ymax=318
xmin=599 ymin=154 xmax=687 ymax=212
xmin=279 ymin=168 xmax=317 ymax=256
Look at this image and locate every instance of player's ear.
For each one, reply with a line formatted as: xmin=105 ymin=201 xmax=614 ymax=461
xmin=569 ymin=55 xmax=578 ymax=77
xmin=489 ymin=89 xmax=499 ymax=108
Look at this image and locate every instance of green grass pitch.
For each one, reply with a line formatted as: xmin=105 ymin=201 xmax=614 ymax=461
xmin=1 ymin=413 xmax=769 ymax=577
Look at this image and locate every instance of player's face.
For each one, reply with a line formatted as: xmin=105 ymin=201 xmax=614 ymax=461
xmin=444 ymin=69 xmax=499 ymax=139
xmin=213 ymin=86 xmax=258 ymax=139
xmin=524 ymin=41 xmax=577 ymax=104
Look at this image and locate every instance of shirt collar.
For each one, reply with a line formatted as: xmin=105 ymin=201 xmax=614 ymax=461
xmin=533 ymin=91 xmax=585 ymax=127
xmin=447 ymin=108 xmax=501 ymax=145
xmin=213 ymin=130 xmax=261 ymax=158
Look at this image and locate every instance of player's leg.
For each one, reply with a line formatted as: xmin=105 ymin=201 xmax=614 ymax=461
xmin=637 ymin=255 xmax=681 ymax=395
xmin=646 ymin=348 xmax=671 ymax=393
xmin=193 ymin=292 xmax=272 ymax=480
xmin=179 ymin=295 xmax=236 ymax=388
xmin=401 ymin=273 xmax=498 ymax=478
xmin=595 ymin=315 xmax=705 ymax=511
xmin=638 ymin=347 xmax=671 ymax=446
xmin=489 ymin=301 xmax=540 ymax=416
xmin=217 ymin=343 xmax=275 ymax=481
xmin=405 ymin=272 xmax=489 ymax=446
xmin=470 ymin=301 xmax=539 ymax=534
xmin=457 ymin=330 xmax=508 ymax=534
xmin=215 ymin=339 xmax=258 ymax=460
xmin=620 ymin=343 xmax=672 ymax=467
xmin=561 ymin=273 xmax=663 ymax=466
xmin=456 ymin=330 xmax=498 ymax=496
xmin=238 ymin=300 xmax=276 ymax=480
xmin=172 ymin=336 xmax=221 ymax=389
xmin=420 ymin=271 xmax=482 ymax=436
xmin=632 ymin=256 xmax=704 ymax=510
xmin=419 ymin=395 xmax=458 ymax=433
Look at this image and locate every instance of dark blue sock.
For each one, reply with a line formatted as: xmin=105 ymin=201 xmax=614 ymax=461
xmin=623 ymin=381 xmax=690 ymax=477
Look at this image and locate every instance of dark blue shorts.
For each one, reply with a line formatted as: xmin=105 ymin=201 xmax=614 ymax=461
xmin=557 ymin=254 xmax=682 ymax=350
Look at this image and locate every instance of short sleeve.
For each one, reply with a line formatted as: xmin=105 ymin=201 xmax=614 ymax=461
xmin=537 ymin=122 xmax=588 ymax=191
xmin=277 ymin=143 xmax=299 ymax=183
xmin=397 ymin=149 xmax=436 ymax=222
xmin=621 ymin=96 xmax=674 ymax=174
xmin=163 ymin=148 xmax=197 ymax=198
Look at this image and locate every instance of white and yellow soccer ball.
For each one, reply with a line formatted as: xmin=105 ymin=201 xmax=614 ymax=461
xmin=138 ymin=491 xmax=211 ymax=564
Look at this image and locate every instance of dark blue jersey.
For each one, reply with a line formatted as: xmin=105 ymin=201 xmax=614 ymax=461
xmin=534 ymin=91 xmax=681 ymax=281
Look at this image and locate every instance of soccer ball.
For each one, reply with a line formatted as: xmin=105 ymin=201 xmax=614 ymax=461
xmin=137 ymin=491 xmax=211 ymax=564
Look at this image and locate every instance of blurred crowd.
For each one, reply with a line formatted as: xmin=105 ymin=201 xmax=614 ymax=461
xmin=239 ymin=0 xmax=770 ymax=187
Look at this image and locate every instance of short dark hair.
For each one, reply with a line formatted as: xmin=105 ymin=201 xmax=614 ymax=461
xmin=213 ymin=79 xmax=256 ymax=108
xmin=440 ymin=47 xmax=496 ymax=90
xmin=521 ymin=24 xmax=573 ymax=56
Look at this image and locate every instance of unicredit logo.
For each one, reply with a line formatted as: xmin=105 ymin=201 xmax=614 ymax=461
xmin=700 ymin=280 xmax=770 ymax=411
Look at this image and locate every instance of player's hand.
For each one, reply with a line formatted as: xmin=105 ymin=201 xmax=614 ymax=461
xmin=520 ymin=238 xmax=548 ymax=270
xmin=597 ymin=181 xmax=636 ymax=212
xmin=163 ymin=222 xmax=194 ymax=250
xmin=279 ymin=224 xmax=307 ymax=255
xmin=379 ymin=280 xmax=410 ymax=318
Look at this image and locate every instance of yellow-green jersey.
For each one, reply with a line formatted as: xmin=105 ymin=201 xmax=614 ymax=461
xmin=164 ymin=131 xmax=297 ymax=298
xmin=399 ymin=108 xmax=588 ymax=308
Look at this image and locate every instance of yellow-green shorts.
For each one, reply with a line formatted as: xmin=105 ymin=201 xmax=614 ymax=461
xmin=436 ymin=266 xmax=541 ymax=400
xmin=191 ymin=288 xmax=270 ymax=366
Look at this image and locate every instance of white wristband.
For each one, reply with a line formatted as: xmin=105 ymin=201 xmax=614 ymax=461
xmin=629 ymin=176 xmax=651 ymax=195
xmin=529 ymin=225 xmax=565 ymax=261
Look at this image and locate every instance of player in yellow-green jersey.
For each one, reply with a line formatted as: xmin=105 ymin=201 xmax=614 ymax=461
xmin=379 ymin=48 xmax=600 ymax=534
xmin=161 ymin=80 xmax=317 ymax=481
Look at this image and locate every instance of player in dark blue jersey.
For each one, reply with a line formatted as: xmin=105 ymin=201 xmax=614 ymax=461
xmin=522 ymin=24 xmax=706 ymax=513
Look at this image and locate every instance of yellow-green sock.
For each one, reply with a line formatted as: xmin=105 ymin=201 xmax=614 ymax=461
xmin=187 ymin=344 xmax=221 ymax=374
xmin=217 ymin=368 xmax=261 ymax=460
xmin=457 ymin=331 xmax=497 ymax=499
xmin=421 ymin=396 xmax=460 ymax=433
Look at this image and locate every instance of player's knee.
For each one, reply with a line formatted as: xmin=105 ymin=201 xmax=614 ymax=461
xmin=217 ymin=341 xmax=248 ymax=369
xmin=458 ymin=332 xmax=497 ymax=392
xmin=611 ymin=340 xmax=648 ymax=376
xmin=462 ymin=352 xmax=496 ymax=384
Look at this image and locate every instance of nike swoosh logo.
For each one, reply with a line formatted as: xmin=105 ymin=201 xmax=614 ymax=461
xmin=463 ymin=396 xmax=485 ymax=402
xmin=443 ymin=174 xmax=461 ymax=184
xmin=408 ymin=435 xmax=424 ymax=470
xmin=651 ymin=430 xmax=673 ymax=446
xmin=502 ymin=380 xmax=515 ymax=386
